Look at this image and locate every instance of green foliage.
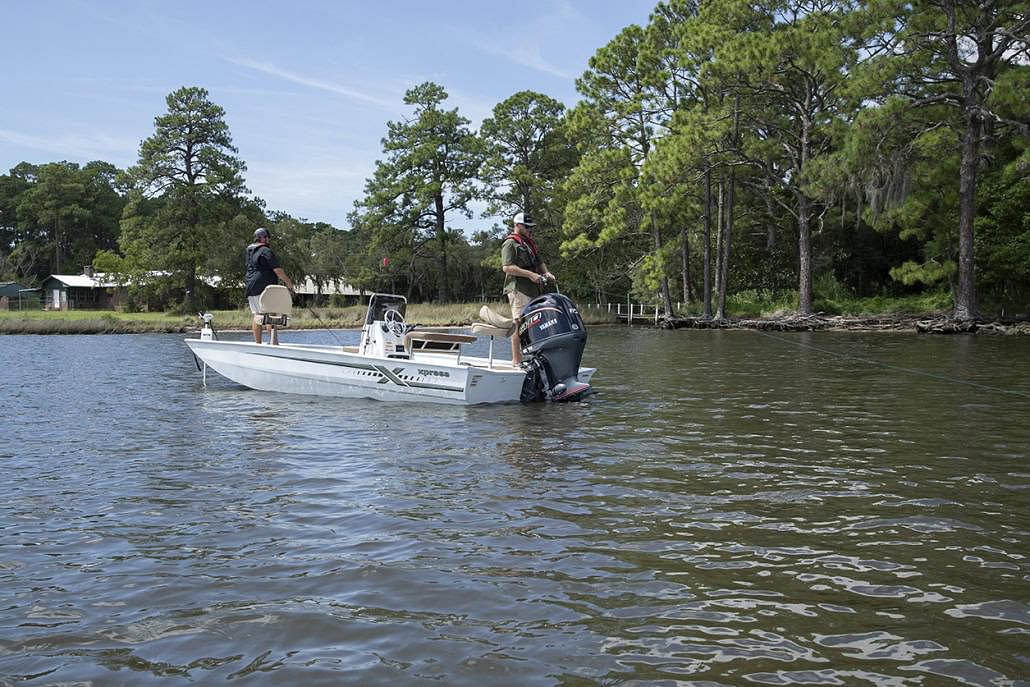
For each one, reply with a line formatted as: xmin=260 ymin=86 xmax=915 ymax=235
xmin=2 ymin=4 xmax=1028 ymax=319
xmin=0 ymin=161 xmax=124 ymax=282
xmin=120 ymin=86 xmax=249 ymax=312
xmin=351 ymin=82 xmax=483 ymax=302
xmin=889 ymin=260 xmax=954 ymax=287
xmin=479 ymin=91 xmax=573 ymax=225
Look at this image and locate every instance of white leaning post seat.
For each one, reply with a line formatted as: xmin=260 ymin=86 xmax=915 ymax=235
xmin=472 ymin=306 xmax=516 ymax=368
xmin=257 ymin=285 xmax=292 ymax=344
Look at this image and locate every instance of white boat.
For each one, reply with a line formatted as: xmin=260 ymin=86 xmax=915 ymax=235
xmin=185 ymin=289 xmax=595 ymax=405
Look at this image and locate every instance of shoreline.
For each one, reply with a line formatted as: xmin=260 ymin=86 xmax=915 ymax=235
xmin=661 ymin=314 xmax=1030 ymax=335
xmin=2 ymin=311 xmax=1028 ymax=335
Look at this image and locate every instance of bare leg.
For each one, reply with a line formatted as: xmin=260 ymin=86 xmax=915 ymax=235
xmin=510 ymin=328 xmax=521 ymax=366
xmin=252 ymin=321 xmax=263 ymax=343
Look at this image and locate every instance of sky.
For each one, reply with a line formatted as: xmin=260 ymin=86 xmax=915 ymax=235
xmin=1 ymin=1 xmax=656 ymax=230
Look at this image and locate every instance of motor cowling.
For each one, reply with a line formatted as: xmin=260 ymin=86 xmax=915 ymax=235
xmin=517 ymin=293 xmax=591 ymax=402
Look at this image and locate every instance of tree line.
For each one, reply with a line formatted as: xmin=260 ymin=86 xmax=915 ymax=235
xmin=1 ymin=0 xmax=1026 ymax=317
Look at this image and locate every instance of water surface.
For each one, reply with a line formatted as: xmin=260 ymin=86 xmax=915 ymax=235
xmin=1 ymin=327 xmax=1028 ymax=686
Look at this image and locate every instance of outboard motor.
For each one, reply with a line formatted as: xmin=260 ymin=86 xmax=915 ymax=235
xmin=518 ymin=292 xmax=591 ymax=402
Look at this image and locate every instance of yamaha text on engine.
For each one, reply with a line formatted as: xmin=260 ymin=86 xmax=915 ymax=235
xmin=517 ymin=293 xmax=592 ymax=402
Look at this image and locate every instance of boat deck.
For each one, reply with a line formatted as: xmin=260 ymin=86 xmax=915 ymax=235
xmin=307 ymin=344 xmax=521 ymax=371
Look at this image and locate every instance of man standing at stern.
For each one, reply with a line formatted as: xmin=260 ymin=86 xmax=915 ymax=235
xmin=501 ymin=212 xmax=555 ymax=366
xmin=245 ymin=227 xmax=294 ymax=344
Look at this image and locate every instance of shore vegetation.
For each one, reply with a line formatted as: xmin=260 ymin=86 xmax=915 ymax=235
xmin=2 ymin=2 xmax=1026 ymax=324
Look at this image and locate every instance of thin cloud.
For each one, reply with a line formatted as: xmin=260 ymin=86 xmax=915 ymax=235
xmin=0 ymin=128 xmax=136 ymax=161
xmin=471 ymin=40 xmax=578 ymax=80
xmin=228 ymin=57 xmax=397 ymax=109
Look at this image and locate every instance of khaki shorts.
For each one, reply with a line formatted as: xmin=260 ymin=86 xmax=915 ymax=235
xmin=247 ymin=295 xmax=262 ymax=314
xmin=508 ymin=290 xmax=532 ymax=320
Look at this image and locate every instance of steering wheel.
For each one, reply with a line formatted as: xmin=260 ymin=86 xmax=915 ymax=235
xmin=384 ymin=308 xmax=406 ymax=336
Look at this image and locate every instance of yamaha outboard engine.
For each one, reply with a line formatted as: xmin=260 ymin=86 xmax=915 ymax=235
xmin=518 ymin=293 xmax=591 ymax=402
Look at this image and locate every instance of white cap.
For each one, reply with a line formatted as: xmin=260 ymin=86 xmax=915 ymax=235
xmin=513 ymin=211 xmax=536 ymax=227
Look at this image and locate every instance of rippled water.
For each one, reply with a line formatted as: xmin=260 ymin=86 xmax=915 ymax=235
xmin=1 ymin=327 xmax=1028 ymax=686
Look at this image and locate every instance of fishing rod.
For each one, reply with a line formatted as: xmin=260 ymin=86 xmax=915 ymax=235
xmin=304 ymin=304 xmax=347 ymax=347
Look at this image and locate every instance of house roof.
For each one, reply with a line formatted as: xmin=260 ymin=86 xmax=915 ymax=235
xmin=0 ymin=281 xmax=29 ymax=294
xmin=42 ymin=272 xmax=352 ymax=293
xmin=45 ymin=272 xmax=223 ymax=289
xmin=294 ymin=277 xmax=360 ymax=296
xmin=46 ymin=274 xmax=120 ymax=288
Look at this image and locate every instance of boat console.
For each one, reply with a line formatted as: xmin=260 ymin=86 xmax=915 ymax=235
xmin=358 ymin=293 xmax=474 ymax=361
xmin=359 ymin=294 xmax=410 ymax=358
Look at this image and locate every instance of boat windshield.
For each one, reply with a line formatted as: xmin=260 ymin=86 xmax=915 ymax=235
xmin=365 ymin=294 xmax=407 ymax=325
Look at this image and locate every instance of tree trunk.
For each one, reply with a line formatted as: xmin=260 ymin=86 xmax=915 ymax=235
xmin=717 ymin=169 xmax=736 ymax=320
xmin=681 ymin=224 xmax=691 ymax=307
xmin=184 ymin=197 xmax=200 ymax=313
xmin=717 ymin=99 xmax=740 ymax=320
xmin=703 ymin=168 xmax=712 ymax=319
xmin=954 ymin=90 xmax=980 ymax=320
xmin=54 ymin=215 xmax=62 ymax=274
xmin=434 ymin=193 xmax=450 ymax=302
xmin=798 ymin=192 xmax=812 ymax=316
xmin=184 ymin=265 xmax=198 ymax=314
xmin=406 ymin=255 xmax=416 ymax=301
xmin=797 ymin=111 xmax=813 ymax=317
xmin=652 ymin=211 xmax=673 ymax=317
xmin=714 ymin=177 xmax=725 ymax=318
xmin=765 ymin=193 xmax=777 ymax=251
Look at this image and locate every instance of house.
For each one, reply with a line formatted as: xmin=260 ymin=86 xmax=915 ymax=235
xmin=38 ymin=268 xmax=361 ymax=310
xmin=293 ymin=277 xmax=362 ymax=306
xmin=0 ymin=281 xmax=34 ymax=310
xmin=39 ymin=268 xmax=233 ymax=310
xmin=40 ymin=269 xmax=122 ymax=310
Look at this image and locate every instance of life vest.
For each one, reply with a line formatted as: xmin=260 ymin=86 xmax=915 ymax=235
xmin=505 ymin=233 xmax=541 ymax=271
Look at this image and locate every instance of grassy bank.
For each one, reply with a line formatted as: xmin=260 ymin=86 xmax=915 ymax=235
xmin=0 ymin=301 xmax=619 ymax=334
xmin=4 ymin=291 xmax=1001 ymax=335
xmin=713 ymin=289 xmax=956 ymax=319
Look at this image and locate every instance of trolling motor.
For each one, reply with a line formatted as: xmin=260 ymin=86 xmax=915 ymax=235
xmin=199 ymin=312 xmax=217 ymax=341
xmin=518 ymin=291 xmax=591 ymax=402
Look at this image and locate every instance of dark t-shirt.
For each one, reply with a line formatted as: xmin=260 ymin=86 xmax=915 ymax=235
xmin=244 ymin=243 xmax=281 ymax=297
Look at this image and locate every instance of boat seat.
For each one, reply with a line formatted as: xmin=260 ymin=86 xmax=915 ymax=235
xmin=256 ymin=285 xmax=291 ymax=345
xmin=258 ymin=285 xmax=292 ymax=321
xmin=404 ymin=330 xmax=476 ymax=353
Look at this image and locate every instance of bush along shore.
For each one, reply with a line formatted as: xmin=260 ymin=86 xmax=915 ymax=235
xmin=0 ymin=302 xmax=618 ymax=335
xmin=661 ymin=314 xmax=1030 ymax=335
xmin=2 ymin=303 xmax=1026 ymax=336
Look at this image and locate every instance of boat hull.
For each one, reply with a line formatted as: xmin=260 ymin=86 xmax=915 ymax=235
xmin=185 ymin=339 xmax=595 ymax=405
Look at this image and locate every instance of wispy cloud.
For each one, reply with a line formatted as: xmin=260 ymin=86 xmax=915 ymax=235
xmin=0 ymin=128 xmax=136 ymax=161
xmin=227 ymin=57 xmax=397 ymax=109
xmin=469 ymin=40 xmax=578 ymax=81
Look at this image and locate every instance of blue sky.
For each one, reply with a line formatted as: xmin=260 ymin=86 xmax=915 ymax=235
xmin=1 ymin=1 xmax=656 ymax=229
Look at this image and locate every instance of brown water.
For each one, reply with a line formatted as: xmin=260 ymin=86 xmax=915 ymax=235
xmin=1 ymin=327 xmax=1028 ymax=686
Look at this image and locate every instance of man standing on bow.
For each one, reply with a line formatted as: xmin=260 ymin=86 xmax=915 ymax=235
xmin=501 ymin=212 xmax=555 ymax=366
xmin=245 ymin=227 xmax=294 ymax=344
